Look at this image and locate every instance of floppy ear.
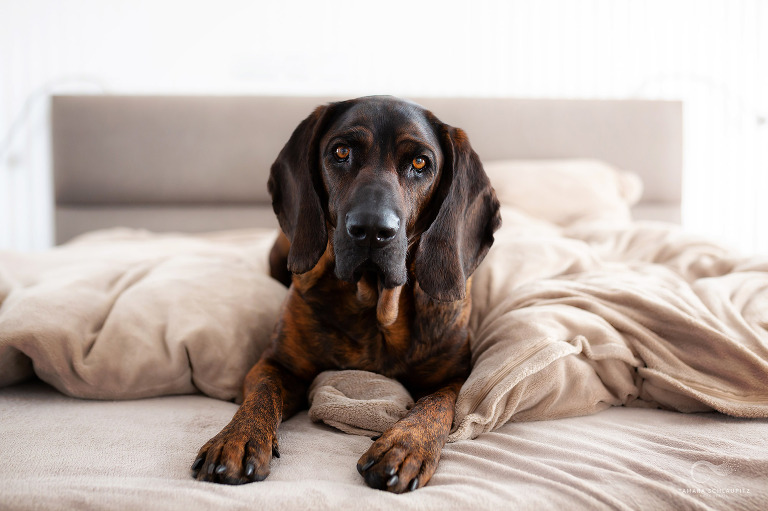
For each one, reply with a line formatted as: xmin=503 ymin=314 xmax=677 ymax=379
xmin=268 ymin=105 xmax=333 ymax=274
xmin=414 ymin=124 xmax=501 ymax=302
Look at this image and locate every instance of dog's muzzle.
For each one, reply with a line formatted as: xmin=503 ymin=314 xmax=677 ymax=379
xmin=333 ymin=184 xmax=408 ymax=288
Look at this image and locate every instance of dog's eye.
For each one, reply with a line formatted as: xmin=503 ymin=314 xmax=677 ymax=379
xmin=412 ymin=156 xmax=428 ymax=171
xmin=334 ymin=145 xmax=351 ymax=161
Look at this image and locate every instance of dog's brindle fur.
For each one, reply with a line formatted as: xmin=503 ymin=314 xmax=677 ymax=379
xmin=192 ymin=96 xmax=501 ymax=493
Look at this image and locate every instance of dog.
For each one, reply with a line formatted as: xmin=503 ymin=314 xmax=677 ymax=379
xmin=191 ymin=95 xmax=501 ymax=493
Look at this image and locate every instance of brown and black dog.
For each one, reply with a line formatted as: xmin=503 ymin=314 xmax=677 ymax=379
xmin=192 ymin=96 xmax=501 ymax=493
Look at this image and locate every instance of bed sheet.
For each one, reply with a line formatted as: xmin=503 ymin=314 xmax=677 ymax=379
xmin=1 ymin=382 xmax=765 ymax=511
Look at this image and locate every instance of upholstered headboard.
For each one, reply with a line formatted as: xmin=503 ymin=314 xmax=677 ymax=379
xmin=51 ymin=96 xmax=682 ymax=244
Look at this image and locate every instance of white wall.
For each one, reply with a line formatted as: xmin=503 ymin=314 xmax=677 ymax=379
xmin=1 ymin=0 xmax=767 ymax=253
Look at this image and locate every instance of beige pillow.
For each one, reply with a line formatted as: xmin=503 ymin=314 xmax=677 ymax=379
xmin=483 ymin=159 xmax=643 ymax=226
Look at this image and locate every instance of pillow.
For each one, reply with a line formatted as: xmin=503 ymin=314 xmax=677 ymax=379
xmin=482 ymin=159 xmax=643 ymax=226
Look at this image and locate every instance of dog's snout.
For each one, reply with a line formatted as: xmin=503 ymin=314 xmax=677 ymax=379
xmin=335 ymin=179 xmax=407 ymax=286
xmin=346 ymin=209 xmax=400 ymax=248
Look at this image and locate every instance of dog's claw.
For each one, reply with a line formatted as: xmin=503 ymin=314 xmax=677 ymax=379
xmin=358 ymin=459 xmax=375 ymax=473
xmin=272 ymin=446 xmax=280 ymax=458
xmin=215 ymin=464 xmax=227 ymax=475
xmin=409 ymin=477 xmax=419 ymax=491
xmin=385 ymin=466 xmax=397 ymax=476
xmin=206 ymin=463 xmax=216 ymax=475
xmin=387 ymin=475 xmax=399 ymax=487
xmin=191 ymin=457 xmax=204 ymax=473
xmin=244 ymin=463 xmax=255 ymax=478
xmin=370 ymin=434 xmax=381 ymax=441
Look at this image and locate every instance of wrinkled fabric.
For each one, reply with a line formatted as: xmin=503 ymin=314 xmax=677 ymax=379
xmin=0 ymin=229 xmax=286 ymax=400
xmin=309 ymin=211 xmax=768 ymax=440
xmin=1 ymin=215 xmax=767 ymax=438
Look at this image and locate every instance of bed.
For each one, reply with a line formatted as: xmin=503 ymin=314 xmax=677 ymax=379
xmin=1 ymin=96 xmax=767 ymax=510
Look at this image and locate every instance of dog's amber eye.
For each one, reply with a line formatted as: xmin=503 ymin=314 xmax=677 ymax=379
xmin=412 ymin=156 xmax=427 ymax=171
xmin=335 ymin=145 xmax=351 ymax=161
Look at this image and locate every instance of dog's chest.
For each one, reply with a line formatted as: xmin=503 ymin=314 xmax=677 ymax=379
xmin=297 ymin=276 xmax=471 ymax=390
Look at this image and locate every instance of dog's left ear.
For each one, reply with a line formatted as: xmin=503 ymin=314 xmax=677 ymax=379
xmin=414 ymin=123 xmax=501 ymax=302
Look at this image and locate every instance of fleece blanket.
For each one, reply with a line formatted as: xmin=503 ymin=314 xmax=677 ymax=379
xmin=1 ymin=214 xmax=767 ymax=443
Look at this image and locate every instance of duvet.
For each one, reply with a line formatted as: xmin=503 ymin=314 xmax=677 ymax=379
xmin=2 ymin=203 xmax=767 ymax=442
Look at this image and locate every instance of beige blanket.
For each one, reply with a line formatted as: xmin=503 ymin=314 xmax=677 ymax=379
xmin=310 ymin=208 xmax=768 ymax=440
xmin=2 ymin=209 xmax=768 ymax=440
xmin=0 ymin=229 xmax=286 ymax=400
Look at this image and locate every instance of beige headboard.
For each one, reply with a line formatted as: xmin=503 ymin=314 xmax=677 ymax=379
xmin=52 ymin=96 xmax=682 ymax=244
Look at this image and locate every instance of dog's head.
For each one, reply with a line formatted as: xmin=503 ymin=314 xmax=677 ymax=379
xmin=268 ymin=96 xmax=501 ymax=302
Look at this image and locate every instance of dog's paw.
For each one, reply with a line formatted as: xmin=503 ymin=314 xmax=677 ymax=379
xmin=191 ymin=423 xmax=279 ymax=485
xmin=356 ymin=416 xmax=447 ymax=493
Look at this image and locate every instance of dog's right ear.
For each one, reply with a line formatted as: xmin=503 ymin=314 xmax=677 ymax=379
xmin=268 ymin=104 xmax=335 ymax=274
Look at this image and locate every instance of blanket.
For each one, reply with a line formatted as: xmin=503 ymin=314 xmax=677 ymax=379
xmin=1 ymin=160 xmax=767 ymax=441
xmin=309 ymin=208 xmax=768 ymax=441
xmin=2 ymin=215 xmax=767 ymax=442
xmin=0 ymin=229 xmax=286 ymax=400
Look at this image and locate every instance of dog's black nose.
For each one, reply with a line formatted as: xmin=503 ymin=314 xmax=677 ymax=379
xmin=346 ymin=210 xmax=400 ymax=248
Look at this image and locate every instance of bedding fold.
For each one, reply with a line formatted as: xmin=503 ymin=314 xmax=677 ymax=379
xmin=1 ymin=214 xmax=767 ymax=439
xmin=309 ymin=217 xmax=768 ymax=440
xmin=0 ymin=229 xmax=286 ymax=400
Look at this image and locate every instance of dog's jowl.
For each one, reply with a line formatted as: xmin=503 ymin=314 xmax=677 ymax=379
xmin=192 ymin=96 xmax=501 ymax=493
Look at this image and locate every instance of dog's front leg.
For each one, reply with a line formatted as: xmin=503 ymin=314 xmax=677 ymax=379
xmin=356 ymin=380 xmax=462 ymax=493
xmin=192 ymin=355 xmax=306 ymax=484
